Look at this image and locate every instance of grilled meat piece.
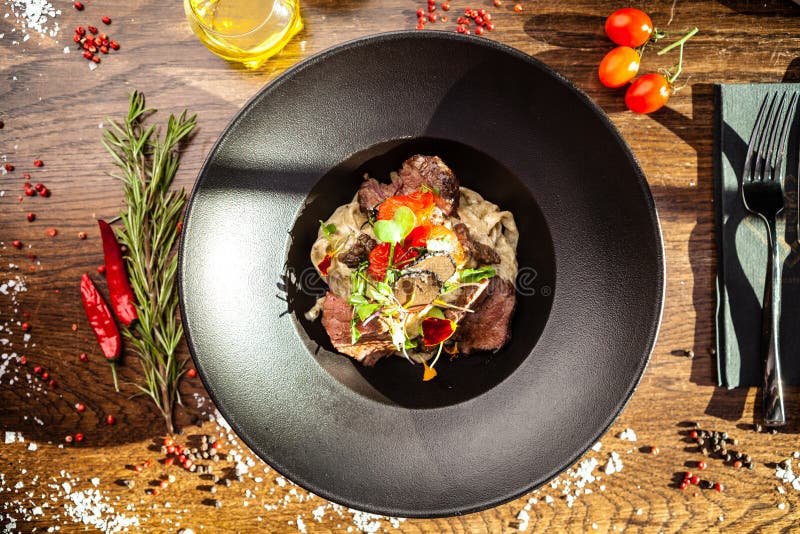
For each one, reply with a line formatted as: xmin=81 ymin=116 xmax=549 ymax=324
xmin=453 ymin=222 xmax=501 ymax=265
xmin=396 ymin=155 xmax=459 ymax=215
xmin=443 ymin=278 xmax=491 ymax=324
xmin=339 ymin=233 xmax=377 ymax=268
xmin=455 ymin=277 xmax=515 ymax=354
xmin=320 ymin=292 xmax=394 ymax=366
xmin=357 ymin=155 xmax=460 ymax=215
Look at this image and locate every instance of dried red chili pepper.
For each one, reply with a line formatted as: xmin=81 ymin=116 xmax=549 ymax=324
xmin=98 ymin=220 xmax=138 ymax=327
xmin=80 ymin=273 xmax=121 ymax=390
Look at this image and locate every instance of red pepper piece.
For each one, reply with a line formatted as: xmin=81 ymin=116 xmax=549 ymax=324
xmin=367 ymin=241 xmax=422 ymax=281
xmin=368 ymin=242 xmax=391 ymax=281
xmin=317 ymin=253 xmax=332 ymax=276
xmin=376 ymin=191 xmax=435 ymax=222
xmin=98 ymin=220 xmax=138 ymax=327
xmin=404 ymin=225 xmax=430 ymax=248
xmin=421 ymin=317 xmax=456 ymax=346
xmin=80 ymin=273 xmax=121 ymax=361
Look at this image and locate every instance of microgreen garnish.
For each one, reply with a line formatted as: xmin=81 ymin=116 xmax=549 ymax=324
xmin=320 ymin=220 xmax=337 ymax=239
xmin=350 ymin=317 xmax=361 ymax=344
xmin=426 ymin=307 xmax=446 ymax=320
xmin=373 ymin=206 xmax=415 ymax=244
xmin=460 ymin=266 xmax=496 ymax=283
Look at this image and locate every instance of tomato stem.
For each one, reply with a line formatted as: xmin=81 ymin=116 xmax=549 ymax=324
xmin=657 ymin=27 xmax=698 ymax=56
xmin=669 ymin=44 xmax=685 ymax=84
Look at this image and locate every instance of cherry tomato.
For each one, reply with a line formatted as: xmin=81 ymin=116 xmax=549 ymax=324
xmin=625 ymin=73 xmax=671 ymax=114
xmin=404 ymin=225 xmax=430 ymax=248
xmin=367 ymin=242 xmax=420 ymax=280
xmin=376 ymin=191 xmax=435 ymax=221
xmin=605 ymin=8 xmax=653 ymax=47
xmin=598 ymin=46 xmax=640 ymax=88
xmin=368 ymin=242 xmax=391 ymax=280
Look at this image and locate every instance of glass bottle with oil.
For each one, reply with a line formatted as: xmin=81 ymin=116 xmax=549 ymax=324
xmin=185 ymin=0 xmax=302 ymax=69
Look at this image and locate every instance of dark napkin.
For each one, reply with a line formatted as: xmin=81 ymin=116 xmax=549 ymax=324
xmin=715 ymin=83 xmax=800 ymax=388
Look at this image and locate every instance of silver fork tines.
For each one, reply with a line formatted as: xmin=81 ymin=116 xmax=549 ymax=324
xmin=741 ymin=90 xmax=798 ymax=426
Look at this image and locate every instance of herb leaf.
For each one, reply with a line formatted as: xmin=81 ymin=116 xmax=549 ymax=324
xmin=373 ymin=206 xmax=416 ymax=244
xmin=102 ymin=91 xmax=196 ymax=435
xmin=350 ymin=317 xmax=361 ymax=344
xmin=320 ymin=220 xmax=337 ymax=239
xmin=393 ymin=206 xmax=416 ymax=237
xmin=373 ymin=220 xmax=403 ymax=244
xmin=355 ymin=303 xmax=380 ymax=321
xmin=460 ymin=266 xmax=496 ymax=283
xmin=427 ymin=307 xmax=446 ymax=320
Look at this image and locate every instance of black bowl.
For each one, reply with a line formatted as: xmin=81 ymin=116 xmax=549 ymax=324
xmin=179 ymin=31 xmax=664 ymax=518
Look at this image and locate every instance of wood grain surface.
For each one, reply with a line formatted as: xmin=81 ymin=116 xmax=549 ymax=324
xmin=3 ymin=0 xmax=800 ymax=532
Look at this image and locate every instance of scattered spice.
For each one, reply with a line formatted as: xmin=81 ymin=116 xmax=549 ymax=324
xmin=78 ymin=231 xmax=87 ymax=239
xmin=33 ymin=159 xmax=43 ymax=167
xmin=79 ymin=352 xmax=89 ymax=362
xmin=46 ymin=228 xmax=57 ymax=237
xmin=27 ymin=213 xmax=35 ymax=222
xmin=187 ymin=368 xmax=197 ymax=378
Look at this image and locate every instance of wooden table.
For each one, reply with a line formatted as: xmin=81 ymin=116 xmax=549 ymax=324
xmin=3 ymin=0 xmax=800 ymax=531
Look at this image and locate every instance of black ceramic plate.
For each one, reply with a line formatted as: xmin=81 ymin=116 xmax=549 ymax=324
xmin=179 ymin=31 xmax=664 ymax=518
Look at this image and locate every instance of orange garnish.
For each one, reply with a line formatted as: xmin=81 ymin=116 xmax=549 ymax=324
xmin=422 ymin=359 xmax=438 ymax=381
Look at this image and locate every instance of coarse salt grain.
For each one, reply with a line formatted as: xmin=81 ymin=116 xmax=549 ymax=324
xmin=312 ymin=505 xmax=326 ymax=522
xmin=516 ymin=510 xmax=529 ymax=531
xmin=604 ymin=452 xmax=623 ymax=475
xmin=618 ymin=428 xmax=637 ymax=442
xmin=4 ymin=0 xmax=62 ymax=39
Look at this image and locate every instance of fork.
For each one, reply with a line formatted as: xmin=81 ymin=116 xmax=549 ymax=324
xmin=741 ymin=91 xmax=798 ymax=426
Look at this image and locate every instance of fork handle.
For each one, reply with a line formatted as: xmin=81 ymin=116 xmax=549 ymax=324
xmin=762 ymin=216 xmax=786 ymax=426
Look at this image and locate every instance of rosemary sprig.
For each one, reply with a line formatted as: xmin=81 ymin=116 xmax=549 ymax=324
xmin=102 ymin=91 xmax=197 ymax=435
